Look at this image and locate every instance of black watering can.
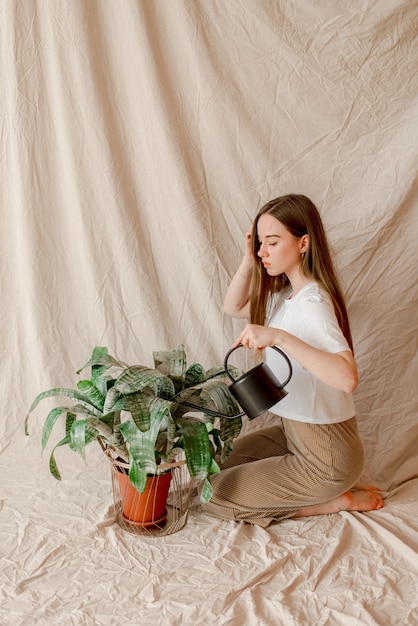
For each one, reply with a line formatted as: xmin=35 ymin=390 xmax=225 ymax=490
xmin=177 ymin=344 xmax=292 ymax=420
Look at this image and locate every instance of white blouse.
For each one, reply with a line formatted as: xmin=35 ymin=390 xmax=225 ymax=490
xmin=266 ymin=282 xmax=356 ymax=424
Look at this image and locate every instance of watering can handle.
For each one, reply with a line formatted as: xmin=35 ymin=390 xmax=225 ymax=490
xmin=224 ymin=343 xmax=292 ymax=389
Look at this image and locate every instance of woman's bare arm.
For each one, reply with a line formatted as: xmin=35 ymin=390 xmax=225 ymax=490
xmin=223 ymin=233 xmax=253 ymax=319
xmin=234 ymin=323 xmax=359 ymax=394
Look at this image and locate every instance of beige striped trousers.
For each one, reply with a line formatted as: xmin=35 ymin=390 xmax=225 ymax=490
xmin=203 ymin=415 xmax=364 ymax=527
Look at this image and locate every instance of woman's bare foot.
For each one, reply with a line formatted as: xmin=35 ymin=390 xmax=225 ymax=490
xmin=293 ymin=489 xmax=384 ymax=518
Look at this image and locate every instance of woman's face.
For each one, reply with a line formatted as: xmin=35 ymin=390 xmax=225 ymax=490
xmin=256 ymin=213 xmax=305 ymax=278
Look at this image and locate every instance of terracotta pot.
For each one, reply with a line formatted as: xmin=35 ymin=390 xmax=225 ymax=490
xmin=116 ymin=469 xmax=172 ymax=526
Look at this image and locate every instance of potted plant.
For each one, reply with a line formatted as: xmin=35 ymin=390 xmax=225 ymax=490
xmin=25 ymin=344 xmax=243 ymax=527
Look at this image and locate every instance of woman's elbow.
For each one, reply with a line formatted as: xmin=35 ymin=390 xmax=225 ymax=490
xmin=223 ymin=301 xmax=249 ymax=319
xmin=342 ymin=366 xmax=359 ymax=394
xmin=344 ymin=374 xmax=359 ymax=394
xmin=337 ymin=353 xmax=358 ymax=394
xmin=223 ymin=303 xmax=236 ymax=317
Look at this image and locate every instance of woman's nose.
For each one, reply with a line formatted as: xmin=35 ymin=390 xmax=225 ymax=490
xmin=257 ymin=244 xmax=267 ymax=257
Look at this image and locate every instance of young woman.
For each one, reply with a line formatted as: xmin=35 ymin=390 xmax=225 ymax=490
xmin=204 ymin=194 xmax=383 ymax=527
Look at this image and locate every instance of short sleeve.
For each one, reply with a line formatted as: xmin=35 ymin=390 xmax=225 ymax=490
xmin=300 ymin=293 xmax=351 ymax=354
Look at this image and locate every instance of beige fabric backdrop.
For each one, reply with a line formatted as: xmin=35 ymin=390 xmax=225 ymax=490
xmin=1 ymin=1 xmax=417 ymax=624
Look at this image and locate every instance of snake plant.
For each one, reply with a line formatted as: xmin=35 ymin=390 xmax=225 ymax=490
xmin=25 ymin=344 xmax=243 ymax=501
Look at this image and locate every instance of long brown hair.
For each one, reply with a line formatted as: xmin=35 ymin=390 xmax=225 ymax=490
xmin=249 ymin=194 xmax=354 ymax=351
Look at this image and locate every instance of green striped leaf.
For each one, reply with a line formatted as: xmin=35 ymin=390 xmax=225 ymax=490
xmin=76 ymin=347 xmax=125 ymax=374
xmin=114 ymin=366 xmax=175 ymax=399
xmin=77 ymin=380 xmax=105 ymax=411
xmin=69 ymin=418 xmax=110 ymax=460
xmin=219 ymin=415 xmax=243 ymax=442
xmin=118 ymin=405 xmax=169 ymax=492
xmin=41 ymin=407 xmax=68 ymax=450
xmin=153 ymin=344 xmax=187 ymax=393
xmin=200 ymin=478 xmax=214 ymax=503
xmin=66 ymin=412 xmax=77 ymax=450
xmin=25 ymin=388 xmax=103 ymax=429
xmin=103 ymin=386 xmax=122 ymax=414
xmin=155 ymin=411 xmax=177 ymax=460
xmin=184 ymin=363 xmax=206 ymax=387
xmin=77 ymin=347 xmax=127 ymax=396
xmin=41 ymin=405 xmax=103 ymax=450
xmin=149 ymin=395 xmax=171 ymax=429
xmin=175 ymin=378 xmax=242 ymax=420
xmin=128 ymin=457 xmax=147 ymax=494
xmin=206 ymin=365 xmax=242 ymax=380
xmin=70 ymin=419 xmax=87 ymax=460
xmin=48 ymin=435 xmax=72 ymax=480
xmin=179 ymin=419 xmax=213 ymax=481
xmin=125 ymin=390 xmax=151 ymax=432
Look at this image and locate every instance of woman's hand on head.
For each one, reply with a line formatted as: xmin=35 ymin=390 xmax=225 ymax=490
xmin=223 ymin=230 xmax=253 ymax=320
xmin=233 ymin=324 xmax=279 ymax=350
xmin=244 ymin=231 xmax=253 ymax=261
